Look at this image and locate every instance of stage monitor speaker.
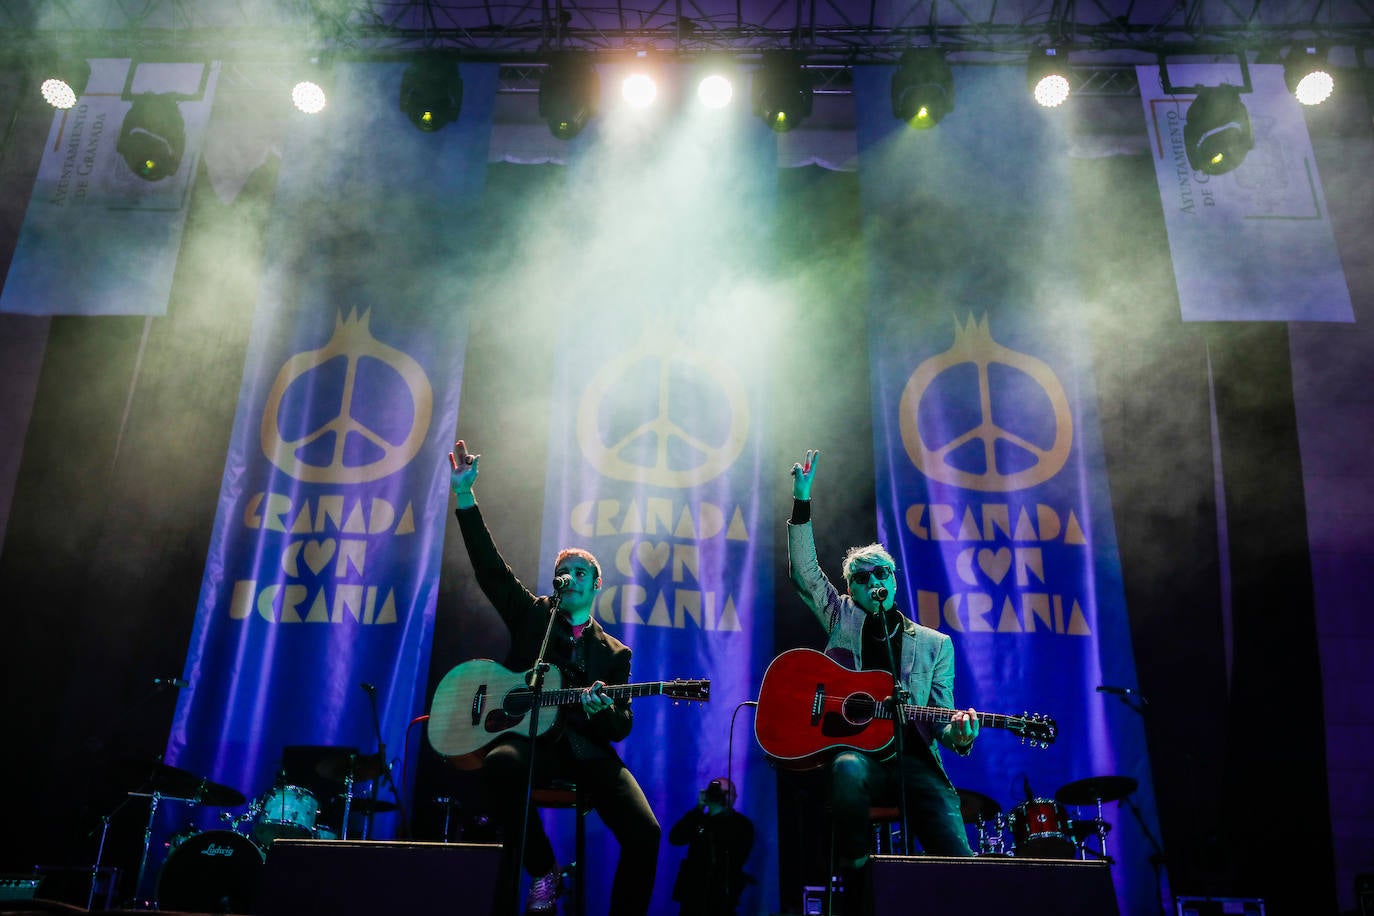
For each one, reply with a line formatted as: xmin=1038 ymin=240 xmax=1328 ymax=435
xmin=258 ymin=839 xmax=502 ymax=916
xmin=870 ymin=855 xmax=1119 ymax=916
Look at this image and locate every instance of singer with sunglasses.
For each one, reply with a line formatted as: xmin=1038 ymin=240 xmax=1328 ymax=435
xmin=446 ymin=439 xmax=661 ymax=916
xmin=787 ymin=449 xmax=979 ymax=905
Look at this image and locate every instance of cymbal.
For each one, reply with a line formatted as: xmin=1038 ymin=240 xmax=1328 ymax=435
xmin=117 ymin=758 xmax=246 ymax=807
xmin=1055 ymin=775 xmax=1138 ymax=806
xmin=956 ymin=788 xmax=1001 ymax=824
xmin=316 ymin=749 xmax=384 ymax=783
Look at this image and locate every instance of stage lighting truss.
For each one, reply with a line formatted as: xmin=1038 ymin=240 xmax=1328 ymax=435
xmin=1284 ymin=45 xmax=1334 ymax=106
xmin=39 ymin=59 xmax=91 ymax=110
xmin=538 ymin=54 xmax=599 ymax=139
xmin=752 ymin=54 xmax=813 ymax=132
xmin=890 ymin=48 xmax=953 ymax=129
xmin=1160 ymin=55 xmax=1255 ymax=176
xmin=1028 ymin=47 xmax=1071 ymax=108
xmin=399 ymin=57 xmax=464 ymax=131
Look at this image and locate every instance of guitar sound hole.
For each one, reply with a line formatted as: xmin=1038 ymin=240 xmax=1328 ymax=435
xmin=840 ymin=693 xmax=878 ymax=726
xmin=502 ymin=688 xmax=535 ymax=716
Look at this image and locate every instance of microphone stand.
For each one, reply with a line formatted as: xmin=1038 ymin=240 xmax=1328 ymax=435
xmin=362 ymin=685 xmax=411 ymax=839
xmin=1109 ymin=691 xmax=1168 ymax=916
xmin=512 ymin=590 xmax=563 ymax=916
xmin=876 ymin=595 xmax=911 ymax=858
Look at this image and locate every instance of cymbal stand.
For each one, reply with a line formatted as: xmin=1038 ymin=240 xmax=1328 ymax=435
xmin=88 ymin=813 xmax=113 ymax=910
xmin=1107 ymin=691 xmax=1168 ymax=916
xmin=1082 ymin=795 xmax=1111 ymax=862
xmin=340 ymin=768 xmax=355 ymax=839
xmin=127 ymin=790 xmax=188 ymax=908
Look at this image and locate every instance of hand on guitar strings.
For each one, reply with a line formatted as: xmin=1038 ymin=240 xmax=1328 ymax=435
xmin=943 ymin=707 xmax=980 ymax=750
xmin=581 ymin=680 xmax=615 ymax=717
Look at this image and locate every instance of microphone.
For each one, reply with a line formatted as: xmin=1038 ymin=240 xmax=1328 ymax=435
xmin=153 ymin=677 xmax=189 ymax=688
xmin=1097 ymin=685 xmax=1148 ymax=704
xmin=360 ymin=682 xmax=377 ymax=695
xmin=553 ymin=574 xmax=573 ymax=591
xmin=1023 ymin=775 xmax=1035 ymax=803
xmin=869 ymin=586 xmax=889 ymax=605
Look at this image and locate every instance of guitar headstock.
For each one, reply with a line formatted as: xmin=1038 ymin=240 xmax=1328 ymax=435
xmin=1008 ymin=712 xmax=1057 ymax=748
xmin=664 ymin=679 xmax=711 ymax=702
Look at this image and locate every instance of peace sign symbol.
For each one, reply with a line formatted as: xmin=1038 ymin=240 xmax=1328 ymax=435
xmin=261 ymin=311 xmax=433 ymax=484
xmin=899 ymin=316 xmax=1072 ymax=493
xmin=577 ymin=337 xmax=749 ymax=489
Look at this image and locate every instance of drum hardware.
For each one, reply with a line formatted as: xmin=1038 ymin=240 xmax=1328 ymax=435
xmin=116 ymin=757 xmax=246 ymax=908
xmin=433 ymin=795 xmax=460 ymax=842
xmin=1054 ymin=775 xmax=1138 ymax=864
xmin=314 ymin=747 xmax=385 ymax=840
xmin=956 ymin=788 xmax=1008 ymax=856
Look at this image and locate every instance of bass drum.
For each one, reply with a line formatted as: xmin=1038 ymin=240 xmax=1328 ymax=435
xmin=156 ymin=829 xmax=263 ymax=914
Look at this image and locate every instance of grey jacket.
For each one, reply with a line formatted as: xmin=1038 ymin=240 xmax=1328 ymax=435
xmin=786 ymin=519 xmax=970 ymax=779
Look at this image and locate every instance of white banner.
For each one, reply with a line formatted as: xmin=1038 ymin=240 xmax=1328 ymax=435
xmin=1 ymin=59 xmax=218 ymax=315
xmin=1137 ymin=62 xmax=1352 ymax=323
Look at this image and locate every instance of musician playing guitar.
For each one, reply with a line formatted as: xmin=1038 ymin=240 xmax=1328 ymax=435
xmin=448 ymin=440 xmax=661 ymax=916
xmin=786 ymin=449 xmax=979 ymax=887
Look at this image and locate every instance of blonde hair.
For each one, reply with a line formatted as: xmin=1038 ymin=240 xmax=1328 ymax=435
xmin=841 ymin=543 xmax=896 ymax=581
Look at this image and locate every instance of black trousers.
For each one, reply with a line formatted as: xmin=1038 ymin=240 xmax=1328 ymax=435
xmin=830 ymin=750 xmax=973 ymax=861
xmin=482 ymin=734 xmax=661 ymax=916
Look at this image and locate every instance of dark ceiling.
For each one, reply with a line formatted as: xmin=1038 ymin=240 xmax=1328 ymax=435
xmin=2 ymin=1 xmax=1373 ymax=64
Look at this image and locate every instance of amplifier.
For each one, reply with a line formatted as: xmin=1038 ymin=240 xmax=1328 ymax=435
xmin=0 ymin=876 xmax=41 ymax=902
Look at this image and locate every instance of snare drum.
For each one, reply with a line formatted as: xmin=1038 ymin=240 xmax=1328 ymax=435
xmin=1008 ymin=798 xmax=1076 ymax=859
xmin=253 ymin=785 xmax=318 ymax=845
xmin=156 ymin=829 xmax=263 ymax=914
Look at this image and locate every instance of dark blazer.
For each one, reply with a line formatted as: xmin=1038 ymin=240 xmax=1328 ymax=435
xmin=455 ymin=504 xmax=634 ymax=755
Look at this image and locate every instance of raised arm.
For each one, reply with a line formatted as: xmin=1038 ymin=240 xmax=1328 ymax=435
xmin=448 ymin=439 xmax=539 ymax=622
xmin=785 ymin=449 xmax=843 ymax=632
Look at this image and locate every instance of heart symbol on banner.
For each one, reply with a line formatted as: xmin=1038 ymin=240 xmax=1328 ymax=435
xmin=977 ymin=547 xmax=1011 ymax=584
xmin=304 ymin=539 xmax=337 ymax=575
xmin=636 ymin=541 xmax=671 ymax=577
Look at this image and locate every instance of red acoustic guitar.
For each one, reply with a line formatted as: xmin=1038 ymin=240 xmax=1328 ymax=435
xmin=754 ymin=648 xmax=1056 ymax=770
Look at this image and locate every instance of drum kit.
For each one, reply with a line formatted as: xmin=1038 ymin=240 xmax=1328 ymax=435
xmin=114 ymin=749 xmax=389 ymax=912
xmin=957 ymin=775 xmax=1139 ymax=862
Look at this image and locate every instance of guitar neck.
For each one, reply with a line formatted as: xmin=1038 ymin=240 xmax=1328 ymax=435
xmin=885 ymin=703 xmax=1021 ymax=732
xmin=532 ymin=682 xmax=672 ymax=708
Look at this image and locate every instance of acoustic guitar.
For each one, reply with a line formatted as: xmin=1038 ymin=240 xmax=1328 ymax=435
xmin=754 ymin=648 xmax=1056 ymax=770
xmin=428 ymin=658 xmax=710 ymax=767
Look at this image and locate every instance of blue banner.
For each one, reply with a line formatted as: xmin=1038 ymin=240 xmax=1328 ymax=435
xmin=534 ymin=62 xmax=780 ymax=916
xmin=854 ymin=65 xmax=1162 ymax=916
xmin=1 ymin=59 xmax=218 ymax=316
xmin=163 ymin=61 xmax=496 ymax=873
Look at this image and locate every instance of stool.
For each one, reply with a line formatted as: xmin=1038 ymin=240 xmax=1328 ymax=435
xmin=825 ymin=805 xmax=904 ymax=916
xmin=531 ymin=781 xmax=588 ymax=916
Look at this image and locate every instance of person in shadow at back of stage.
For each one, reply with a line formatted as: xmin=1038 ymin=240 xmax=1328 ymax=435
xmin=668 ymin=777 xmax=755 ymax=916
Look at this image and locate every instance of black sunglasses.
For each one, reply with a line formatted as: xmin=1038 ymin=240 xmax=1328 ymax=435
xmin=848 ymin=567 xmax=894 ymax=587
